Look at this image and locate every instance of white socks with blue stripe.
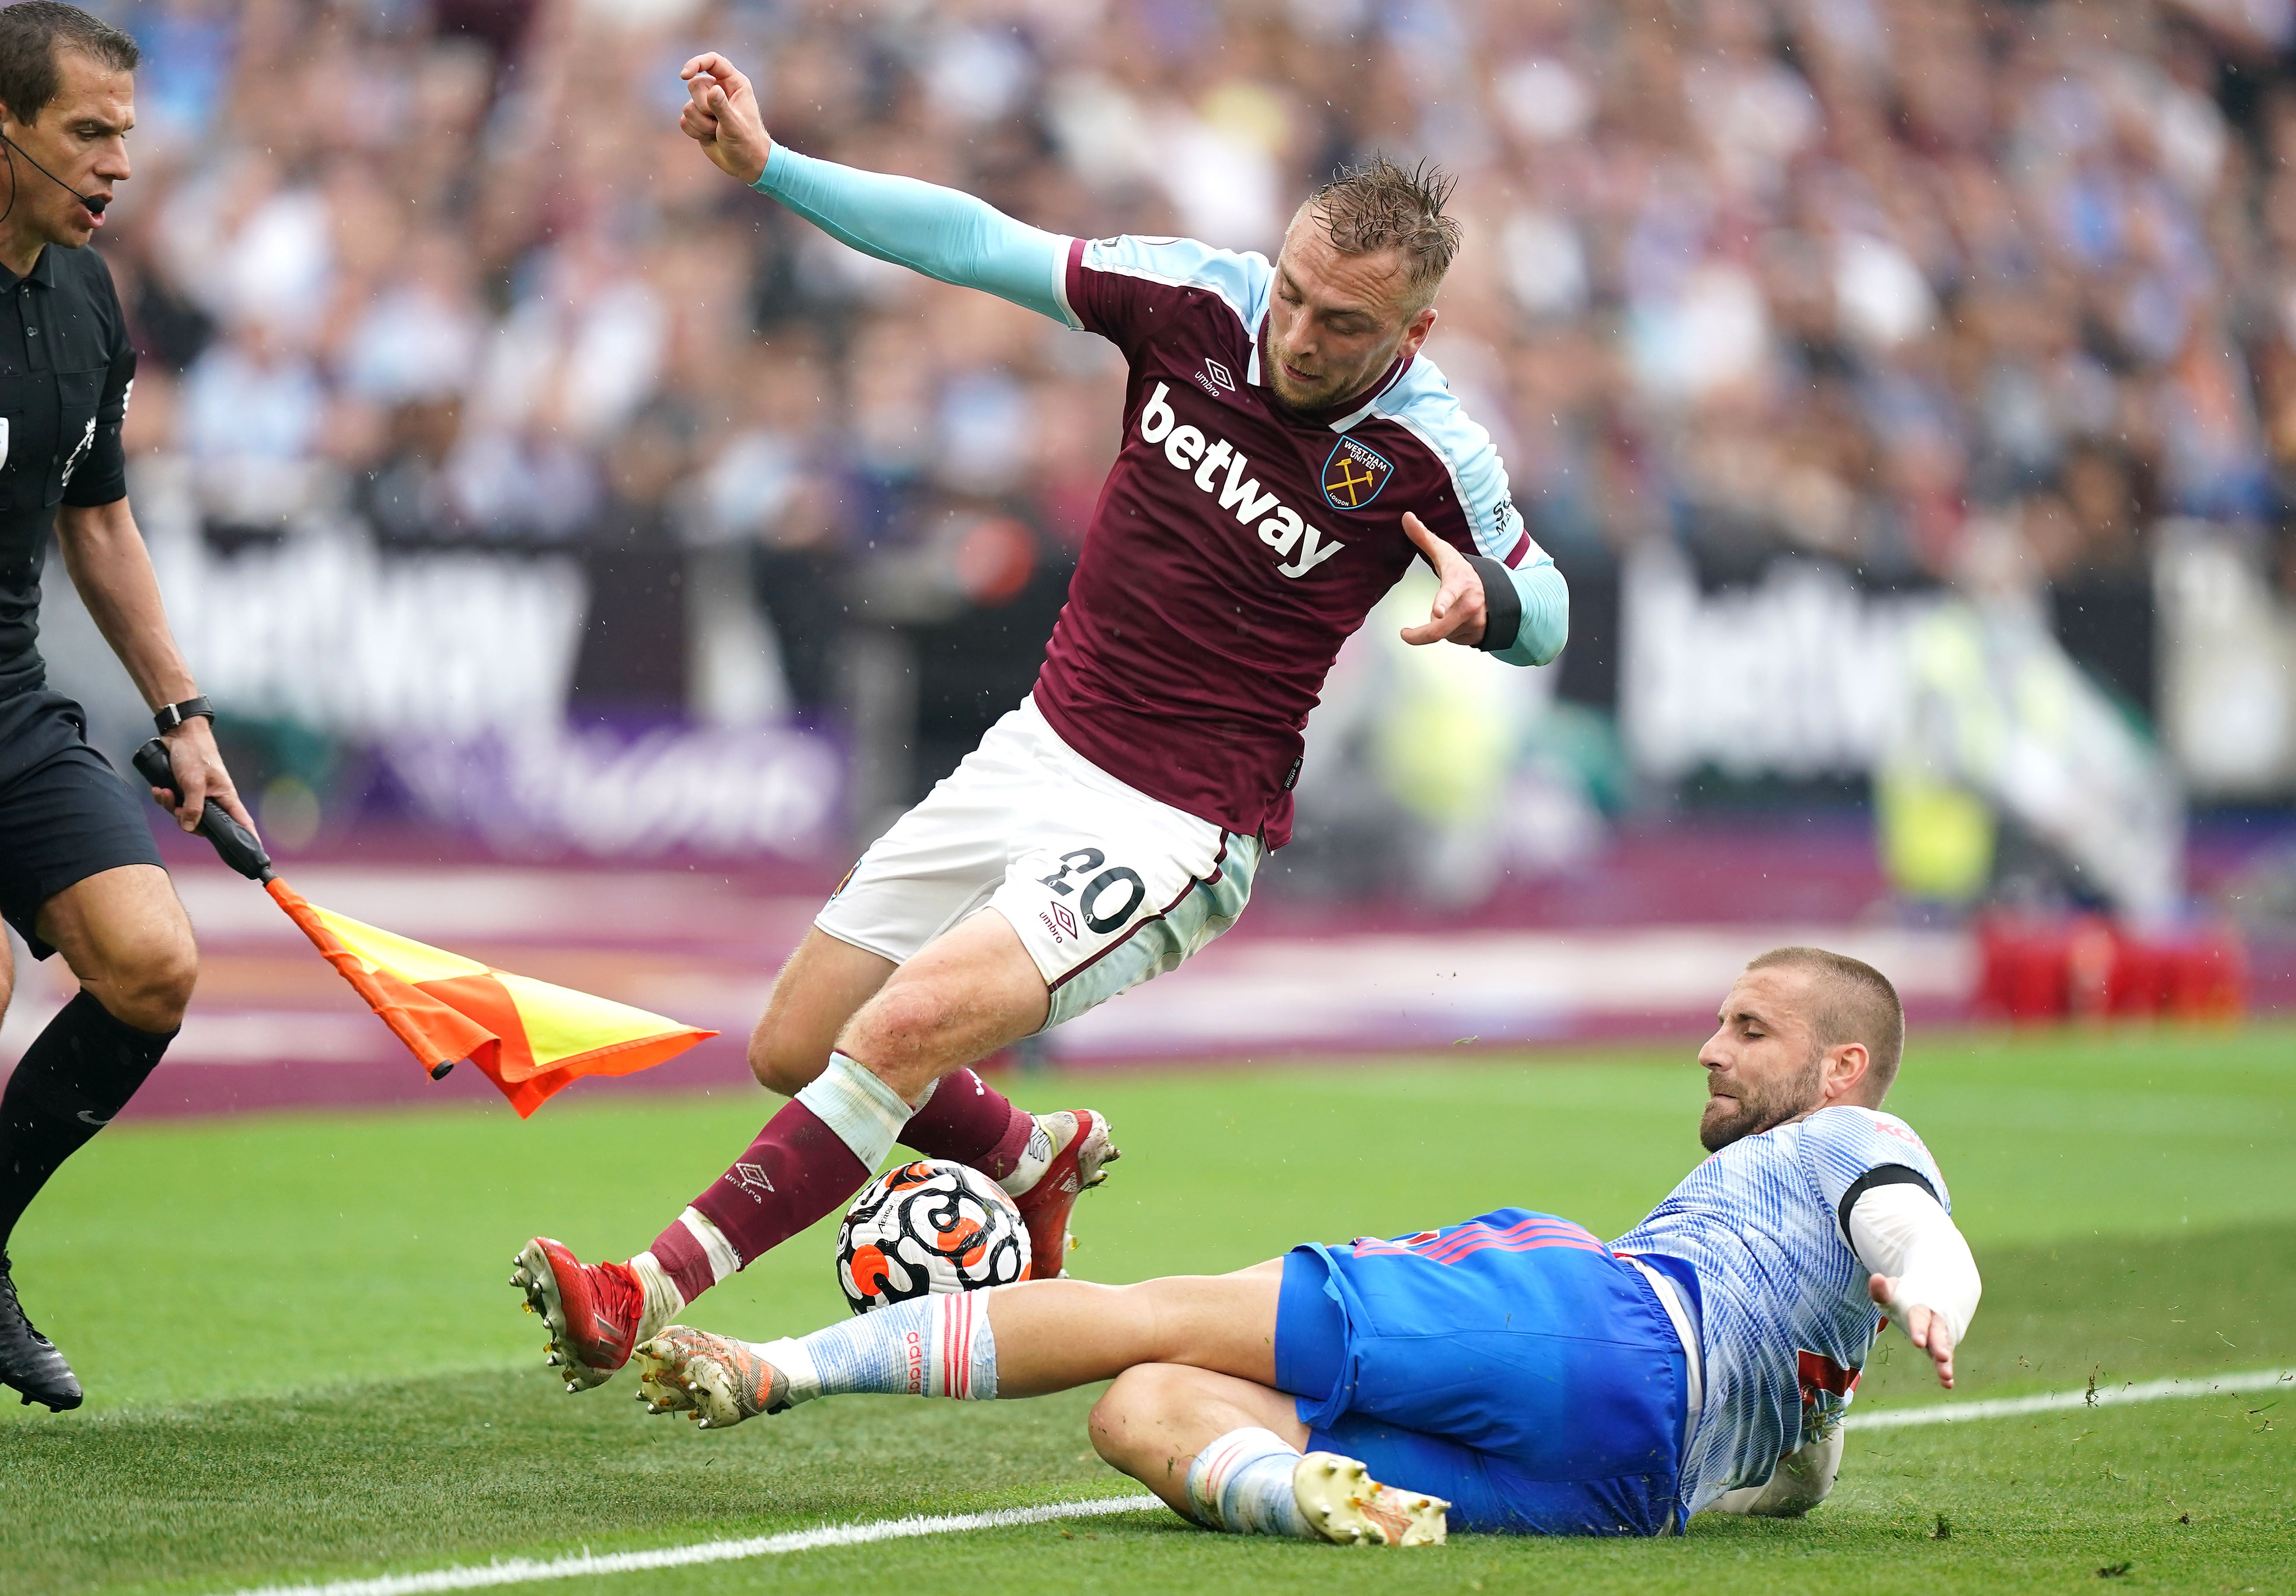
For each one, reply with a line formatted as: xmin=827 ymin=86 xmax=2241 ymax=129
xmin=1186 ymin=1427 xmax=1312 ymax=1538
xmin=746 ymin=1291 xmax=999 ymax=1408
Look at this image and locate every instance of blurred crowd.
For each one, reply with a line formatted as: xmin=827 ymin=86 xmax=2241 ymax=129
xmin=87 ymin=0 xmax=2296 ymax=748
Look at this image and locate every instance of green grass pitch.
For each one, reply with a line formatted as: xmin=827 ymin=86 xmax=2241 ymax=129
xmin=3 ymin=1025 xmax=2291 ymax=1595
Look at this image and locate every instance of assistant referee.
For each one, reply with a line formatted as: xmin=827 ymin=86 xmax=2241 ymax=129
xmin=0 ymin=3 xmax=250 ymax=1412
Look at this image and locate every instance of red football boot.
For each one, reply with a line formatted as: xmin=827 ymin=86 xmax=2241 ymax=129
xmin=510 ymin=1238 xmax=645 ymax=1391
xmin=1012 ymin=1109 xmax=1119 ymax=1280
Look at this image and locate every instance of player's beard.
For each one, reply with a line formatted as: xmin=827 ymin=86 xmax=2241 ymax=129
xmin=1264 ymin=327 xmax=1385 ymax=413
xmin=1698 ymin=1048 xmax=1826 ymax=1151
xmin=1265 ymin=350 xmax=1341 ymax=411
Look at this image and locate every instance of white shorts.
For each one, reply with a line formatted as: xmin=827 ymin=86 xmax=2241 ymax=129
xmin=815 ymin=697 xmax=1261 ymax=1030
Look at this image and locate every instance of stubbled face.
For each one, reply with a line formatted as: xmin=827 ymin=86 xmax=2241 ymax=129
xmin=1 ymin=50 xmax=134 ymax=248
xmin=1263 ymin=210 xmax=1435 ymax=411
xmin=1696 ymin=968 xmax=1829 ymax=1152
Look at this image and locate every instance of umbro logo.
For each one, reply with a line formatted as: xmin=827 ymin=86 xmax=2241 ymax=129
xmin=731 ymin=1161 xmax=775 ymax=1199
xmin=1193 ymin=358 xmax=1235 ymax=398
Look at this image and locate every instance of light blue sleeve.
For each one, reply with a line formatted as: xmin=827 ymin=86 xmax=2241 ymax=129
xmin=1493 ymin=556 xmax=1568 ymax=668
xmin=1381 ymin=363 xmax=1569 ymax=668
xmin=753 ymin=145 xmax=1077 ymax=327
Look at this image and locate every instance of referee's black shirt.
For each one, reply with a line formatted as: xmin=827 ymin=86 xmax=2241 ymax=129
xmin=0 ymin=241 xmax=136 ymax=706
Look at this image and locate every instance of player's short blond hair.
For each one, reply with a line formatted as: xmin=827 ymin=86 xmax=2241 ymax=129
xmin=1746 ymin=946 xmax=1905 ymax=1099
xmin=1301 ymin=156 xmax=1461 ymax=309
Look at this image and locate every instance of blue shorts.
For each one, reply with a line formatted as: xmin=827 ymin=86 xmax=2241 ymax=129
xmin=1274 ymin=1209 xmax=1689 ymax=1537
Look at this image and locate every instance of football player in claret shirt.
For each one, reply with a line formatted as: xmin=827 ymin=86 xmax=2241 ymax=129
xmin=510 ymin=52 xmax=1570 ymax=1390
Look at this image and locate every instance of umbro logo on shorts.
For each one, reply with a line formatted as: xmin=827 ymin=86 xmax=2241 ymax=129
xmin=1137 ymin=382 xmax=1346 ymax=579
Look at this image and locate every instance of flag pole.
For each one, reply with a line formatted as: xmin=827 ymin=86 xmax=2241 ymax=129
xmin=133 ymin=739 xmax=467 ymax=1081
xmin=132 ymin=740 xmax=716 ymax=1116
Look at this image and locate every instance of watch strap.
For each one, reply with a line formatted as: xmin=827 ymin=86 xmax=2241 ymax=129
xmin=153 ymin=695 xmax=215 ymax=733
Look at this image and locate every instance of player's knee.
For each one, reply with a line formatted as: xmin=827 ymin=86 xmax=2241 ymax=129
xmin=846 ymin=979 xmax=955 ymax=1066
xmin=1089 ymin=1364 xmax=1187 ymax=1468
xmin=744 ymin=1018 xmax=819 ymax=1096
xmin=102 ymin=922 xmax=199 ymax=1032
xmin=1088 ymin=1369 xmax=1153 ymax=1467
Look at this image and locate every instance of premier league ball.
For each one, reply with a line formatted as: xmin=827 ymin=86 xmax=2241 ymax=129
xmin=835 ymin=1159 xmax=1030 ymax=1314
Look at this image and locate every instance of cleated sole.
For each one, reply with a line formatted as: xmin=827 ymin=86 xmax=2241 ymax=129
xmin=633 ymin=1339 xmax=704 ymax=1419
xmin=1294 ymin=1452 xmax=1448 ymax=1547
xmin=1076 ymin=1112 xmax=1120 ymax=1190
xmin=633 ymin=1329 xmax=786 ymax=1430
xmin=510 ymin=1239 xmax=615 ymax=1393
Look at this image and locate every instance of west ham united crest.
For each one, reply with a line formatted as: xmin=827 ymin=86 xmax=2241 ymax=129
xmin=1322 ymin=436 xmax=1392 ymax=511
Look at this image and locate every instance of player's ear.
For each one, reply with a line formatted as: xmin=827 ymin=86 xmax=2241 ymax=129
xmin=1824 ymin=1040 xmax=1872 ymax=1103
xmin=1398 ymin=303 xmax=1437 ymax=357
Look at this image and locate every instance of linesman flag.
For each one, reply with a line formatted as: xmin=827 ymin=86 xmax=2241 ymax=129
xmin=138 ymin=742 xmax=716 ymax=1117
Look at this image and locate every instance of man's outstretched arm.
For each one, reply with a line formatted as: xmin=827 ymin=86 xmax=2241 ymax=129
xmin=679 ymin=52 xmax=1075 ymax=326
xmin=1852 ymin=1181 xmax=1981 ymax=1389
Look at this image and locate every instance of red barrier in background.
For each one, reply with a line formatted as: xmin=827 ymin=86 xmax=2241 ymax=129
xmin=1976 ymin=915 xmax=2247 ymax=1023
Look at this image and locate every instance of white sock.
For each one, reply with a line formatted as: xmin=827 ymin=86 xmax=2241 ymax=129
xmin=627 ymin=1210 xmax=741 ymax=1342
xmin=795 ymin=1051 xmax=913 ymax=1170
xmin=678 ymin=1207 xmax=744 ymax=1281
xmin=997 ymin=1117 xmax=1057 ymax=1197
xmin=626 ymin=1251 xmax=685 ymax=1343
xmin=756 ymin=1291 xmax=1000 ymax=1407
xmin=1186 ymin=1427 xmax=1311 ymax=1538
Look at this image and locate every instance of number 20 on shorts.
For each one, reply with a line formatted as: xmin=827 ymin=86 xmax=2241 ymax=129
xmin=1035 ymin=848 xmax=1147 ymax=934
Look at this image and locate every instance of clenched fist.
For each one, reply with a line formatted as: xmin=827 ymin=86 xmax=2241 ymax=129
xmin=679 ymin=53 xmax=772 ymax=185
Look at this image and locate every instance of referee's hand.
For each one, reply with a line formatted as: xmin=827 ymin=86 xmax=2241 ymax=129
xmin=1399 ymin=511 xmax=1488 ymax=649
xmin=154 ymin=717 xmax=257 ymax=838
xmin=680 ymin=53 xmax=771 ymax=185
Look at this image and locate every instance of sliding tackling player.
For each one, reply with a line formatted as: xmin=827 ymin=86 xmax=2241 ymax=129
xmin=633 ymin=949 xmax=1984 ymax=1545
xmin=511 ymin=53 xmax=1570 ymax=1390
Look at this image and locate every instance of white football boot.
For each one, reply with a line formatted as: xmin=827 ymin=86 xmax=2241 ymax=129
xmin=633 ymin=1327 xmax=790 ymax=1429
xmin=1293 ymin=1452 xmax=1450 ymax=1546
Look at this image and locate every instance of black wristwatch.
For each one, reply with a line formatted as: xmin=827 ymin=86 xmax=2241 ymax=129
xmin=153 ymin=695 xmax=216 ymax=733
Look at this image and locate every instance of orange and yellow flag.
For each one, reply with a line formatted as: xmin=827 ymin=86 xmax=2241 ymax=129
xmin=266 ymin=878 xmax=717 ymax=1117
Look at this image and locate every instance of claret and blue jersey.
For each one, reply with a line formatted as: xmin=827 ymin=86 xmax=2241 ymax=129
xmin=751 ymin=146 xmax=1568 ymax=846
xmin=1043 ymin=232 xmax=1565 ymax=844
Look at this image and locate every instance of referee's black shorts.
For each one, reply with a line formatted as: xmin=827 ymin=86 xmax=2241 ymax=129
xmin=0 ymin=690 xmax=164 ymax=960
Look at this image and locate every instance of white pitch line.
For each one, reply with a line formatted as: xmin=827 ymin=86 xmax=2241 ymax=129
xmin=1848 ymin=1367 xmax=2293 ymax=1430
xmin=215 ymin=1368 xmax=2293 ymax=1596
xmin=224 ymin=1495 xmax=1165 ymax=1596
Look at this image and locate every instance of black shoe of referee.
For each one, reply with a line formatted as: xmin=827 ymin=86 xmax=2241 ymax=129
xmin=0 ymin=1255 xmax=82 ymax=1411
